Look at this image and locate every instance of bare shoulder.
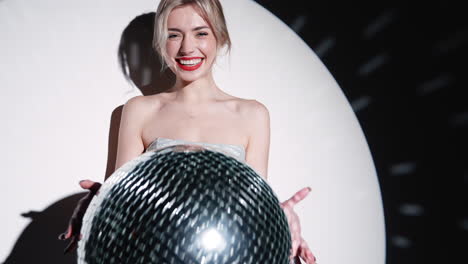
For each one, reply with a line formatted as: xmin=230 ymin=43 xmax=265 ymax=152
xmin=239 ymin=99 xmax=270 ymax=120
xmin=123 ymin=94 xmax=164 ymax=116
xmin=124 ymin=94 xmax=163 ymax=108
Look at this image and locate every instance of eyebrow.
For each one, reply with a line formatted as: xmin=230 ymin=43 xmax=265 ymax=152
xmin=168 ymin=26 xmax=210 ymax=32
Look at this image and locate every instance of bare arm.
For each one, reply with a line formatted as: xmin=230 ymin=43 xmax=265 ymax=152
xmin=59 ymin=95 xmax=150 ymax=252
xmin=245 ymin=100 xmax=271 ymax=181
xmin=114 ymin=96 xmax=147 ymax=174
xmin=244 ymin=101 xmax=316 ymax=263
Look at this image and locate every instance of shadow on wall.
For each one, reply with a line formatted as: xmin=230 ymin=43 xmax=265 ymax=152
xmin=3 ymin=194 xmax=83 ymax=264
xmin=3 ymin=12 xmax=175 ymax=264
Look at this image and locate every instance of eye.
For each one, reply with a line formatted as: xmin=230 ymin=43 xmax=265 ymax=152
xmin=197 ymin=32 xmax=208 ymax=37
xmin=168 ymin=34 xmax=179 ymax=39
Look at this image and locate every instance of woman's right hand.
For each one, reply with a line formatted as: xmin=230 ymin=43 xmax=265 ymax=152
xmin=281 ymin=187 xmax=317 ymax=264
xmin=58 ymin=179 xmax=102 ymax=254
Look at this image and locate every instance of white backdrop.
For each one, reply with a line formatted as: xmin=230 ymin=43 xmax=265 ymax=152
xmin=0 ymin=0 xmax=385 ymax=263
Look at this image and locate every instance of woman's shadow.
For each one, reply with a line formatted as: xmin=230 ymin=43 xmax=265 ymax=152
xmin=3 ymin=12 xmax=175 ymax=264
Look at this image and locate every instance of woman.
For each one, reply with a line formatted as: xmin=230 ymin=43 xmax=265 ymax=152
xmin=60 ymin=0 xmax=316 ymax=263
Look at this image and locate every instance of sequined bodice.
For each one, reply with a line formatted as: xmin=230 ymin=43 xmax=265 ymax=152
xmin=145 ymin=137 xmax=246 ymax=162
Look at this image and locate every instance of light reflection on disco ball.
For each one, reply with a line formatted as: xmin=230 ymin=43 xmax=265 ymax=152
xmin=77 ymin=145 xmax=291 ymax=264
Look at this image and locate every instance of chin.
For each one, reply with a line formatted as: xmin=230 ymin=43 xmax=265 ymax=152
xmin=178 ymin=74 xmax=204 ymax=83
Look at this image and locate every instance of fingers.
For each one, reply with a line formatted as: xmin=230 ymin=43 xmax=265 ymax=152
xmin=63 ymin=236 xmax=79 ymax=254
xmin=290 ymin=256 xmax=301 ymax=264
xmin=299 ymin=250 xmax=316 ymax=264
xmin=297 ymin=238 xmax=316 ymax=264
xmin=79 ymin=180 xmax=102 ymax=194
xmin=59 ymin=181 xmax=102 ymax=254
xmin=59 ymin=181 xmax=103 ymax=255
xmin=59 ymin=226 xmax=81 ymax=255
xmin=89 ymin=182 xmax=102 ymax=193
xmin=291 ymin=238 xmax=299 ymax=258
xmin=294 ymin=256 xmax=302 ymax=264
xmin=79 ymin=180 xmax=95 ymax=189
xmin=284 ymin=187 xmax=312 ymax=208
xmin=58 ymin=225 xmax=72 ymax=240
xmin=289 ymin=221 xmax=302 ymax=259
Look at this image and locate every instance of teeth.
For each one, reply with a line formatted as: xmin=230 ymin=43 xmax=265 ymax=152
xmin=179 ymin=58 xmax=202 ymax=65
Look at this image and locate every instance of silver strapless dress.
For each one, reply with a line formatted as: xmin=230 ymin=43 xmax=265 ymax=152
xmin=145 ymin=137 xmax=246 ymax=162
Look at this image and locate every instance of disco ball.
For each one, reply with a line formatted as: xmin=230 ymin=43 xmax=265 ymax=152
xmin=77 ymin=145 xmax=291 ymax=264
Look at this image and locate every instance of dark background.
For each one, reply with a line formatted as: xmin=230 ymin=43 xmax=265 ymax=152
xmin=253 ymin=1 xmax=467 ymax=263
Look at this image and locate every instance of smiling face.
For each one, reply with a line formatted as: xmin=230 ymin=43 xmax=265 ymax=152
xmin=165 ymin=4 xmax=218 ymax=82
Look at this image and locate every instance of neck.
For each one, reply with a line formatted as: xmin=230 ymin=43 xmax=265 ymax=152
xmin=170 ymin=74 xmax=222 ymax=104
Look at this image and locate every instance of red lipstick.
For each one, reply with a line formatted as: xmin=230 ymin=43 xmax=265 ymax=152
xmin=176 ymin=57 xmax=204 ymax=71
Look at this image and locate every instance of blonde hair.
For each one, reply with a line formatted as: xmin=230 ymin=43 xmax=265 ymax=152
xmin=153 ymin=0 xmax=232 ymax=72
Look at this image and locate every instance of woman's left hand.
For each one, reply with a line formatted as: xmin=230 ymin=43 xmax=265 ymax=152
xmin=280 ymin=187 xmax=316 ymax=264
xmin=58 ymin=180 xmax=102 ymax=254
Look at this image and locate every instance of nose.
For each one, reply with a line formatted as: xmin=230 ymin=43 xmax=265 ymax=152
xmin=179 ymin=35 xmax=195 ymax=55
